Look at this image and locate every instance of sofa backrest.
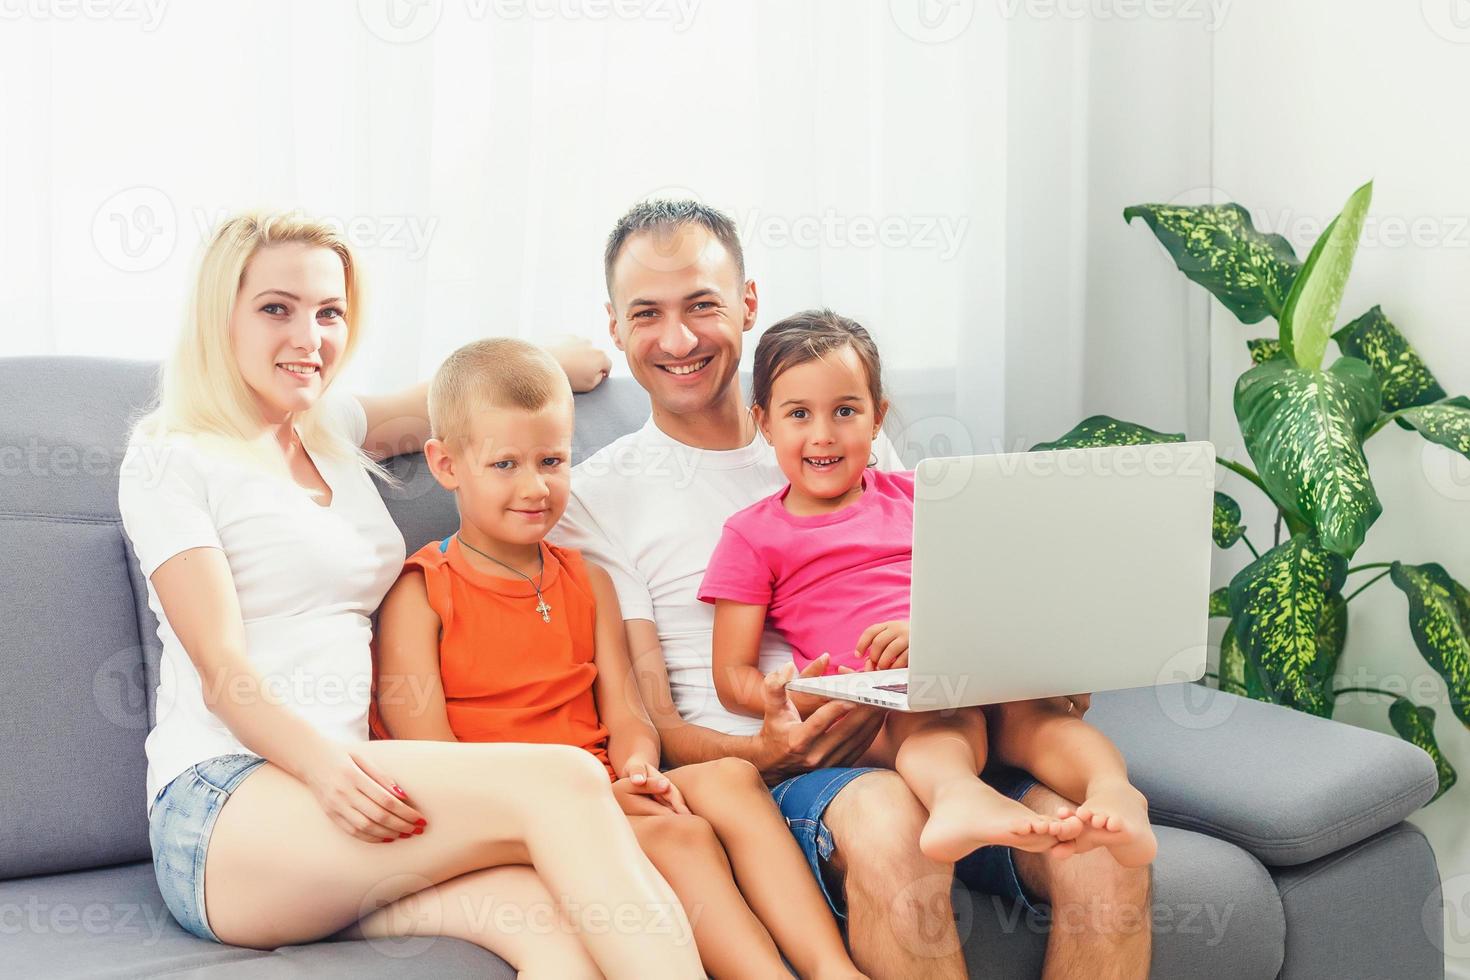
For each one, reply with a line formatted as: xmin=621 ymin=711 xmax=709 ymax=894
xmin=0 ymin=356 xmax=650 ymax=879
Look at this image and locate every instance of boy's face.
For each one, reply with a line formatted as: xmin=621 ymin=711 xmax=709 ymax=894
xmin=754 ymin=344 xmax=887 ymax=502
xmin=428 ymin=399 xmax=575 ymax=547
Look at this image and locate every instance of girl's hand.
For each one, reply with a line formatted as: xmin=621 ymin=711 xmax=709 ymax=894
xmin=300 ymin=742 xmax=427 ymax=843
xmin=618 ymin=758 xmax=690 ymax=814
xmin=857 ymin=620 xmax=910 ymax=671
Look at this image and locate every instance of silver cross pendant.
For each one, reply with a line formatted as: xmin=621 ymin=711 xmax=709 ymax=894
xmin=535 ymin=595 xmax=552 ymax=623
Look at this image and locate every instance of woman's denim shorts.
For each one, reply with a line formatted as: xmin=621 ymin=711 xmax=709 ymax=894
xmin=148 ymin=753 xmax=268 ymax=943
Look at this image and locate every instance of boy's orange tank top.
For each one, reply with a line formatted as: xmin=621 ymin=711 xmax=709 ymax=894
xmin=370 ymin=534 xmax=614 ymax=780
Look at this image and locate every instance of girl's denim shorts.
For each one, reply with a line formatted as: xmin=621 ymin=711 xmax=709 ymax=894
xmin=148 ymin=753 xmax=268 ymax=943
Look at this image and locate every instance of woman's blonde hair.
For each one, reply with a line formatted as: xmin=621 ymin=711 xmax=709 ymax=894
xmin=133 ymin=211 xmax=391 ymax=483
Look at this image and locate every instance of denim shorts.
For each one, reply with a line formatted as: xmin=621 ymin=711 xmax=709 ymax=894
xmin=771 ymin=762 xmax=1048 ymax=921
xmin=148 ymin=753 xmax=268 ymax=943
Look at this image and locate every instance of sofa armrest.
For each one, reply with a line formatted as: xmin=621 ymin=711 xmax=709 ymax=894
xmin=1086 ymin=685 xmax=1438 ymax=867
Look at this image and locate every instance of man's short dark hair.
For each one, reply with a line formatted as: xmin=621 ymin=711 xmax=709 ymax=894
xmin=603 ymin=199 xmax=745 ymax=298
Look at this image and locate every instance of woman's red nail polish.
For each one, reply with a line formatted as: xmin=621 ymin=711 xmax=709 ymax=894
xmin=398 ymin=833 xmax=411 ymax=839
xmin=391 ymin=785 xmax=407 ymax=799
xmin=414 ymin=818 xmax=426 ymax=827
xmin=413 ymin=827 xmax=424 ymax=835
xmin=381 ymin=838 xmax=393 ymax=843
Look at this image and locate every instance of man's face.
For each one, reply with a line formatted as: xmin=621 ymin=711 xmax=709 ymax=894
xmin=605 ymin=224 xmax=757 ymax=418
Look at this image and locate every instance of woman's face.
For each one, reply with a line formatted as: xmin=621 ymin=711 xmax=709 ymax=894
xmin=230 ymin=243 xmax=349 ymax=425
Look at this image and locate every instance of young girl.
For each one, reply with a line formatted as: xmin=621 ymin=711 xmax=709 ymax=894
xmin=701 ymin=309 xmax=1157 ymax=869
xmin=371 ymin=338 xmax=866 ymax=980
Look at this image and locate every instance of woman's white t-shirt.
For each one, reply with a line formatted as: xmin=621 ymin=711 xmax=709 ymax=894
xmin=117 ymin=389 xmax=406 ymax=813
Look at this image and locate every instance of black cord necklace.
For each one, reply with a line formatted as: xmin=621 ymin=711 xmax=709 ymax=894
xmin=456 ymin=535 xmax=552 ymax=623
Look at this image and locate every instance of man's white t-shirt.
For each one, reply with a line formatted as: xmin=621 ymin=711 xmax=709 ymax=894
xmin=550 ymin=416 xmax=902 ymax=735
xmin=117 ymin=389 xmax=406 ymax=812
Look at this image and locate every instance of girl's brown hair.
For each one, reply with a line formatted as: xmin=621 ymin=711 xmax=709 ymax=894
xmin=751 ymin=308 xmax=885 ymax=413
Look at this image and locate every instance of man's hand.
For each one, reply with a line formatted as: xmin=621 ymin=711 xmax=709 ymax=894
xmin=613 ymin=757 xmax=690 ymax=815
xmin=753 ymin=663 xmax=885 ymax=785
xmin=856 ymin=620 xmax=910 ymax=671
xmin=546 ymin=336 xmax=613 ymax=393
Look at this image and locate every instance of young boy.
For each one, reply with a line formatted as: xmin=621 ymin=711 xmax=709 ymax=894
xmin=370 ymin=338 xmax=865 ymax=980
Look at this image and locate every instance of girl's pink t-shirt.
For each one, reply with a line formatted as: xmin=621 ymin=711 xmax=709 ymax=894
xmin=698 ymin=469 xmax=914 ymax=673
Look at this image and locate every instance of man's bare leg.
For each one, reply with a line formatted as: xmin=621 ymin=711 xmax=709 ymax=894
xmin=821 ymin=770 xmax=968 ymax=979
xmin=1011 ymin=782 xmax=1154 ymax=980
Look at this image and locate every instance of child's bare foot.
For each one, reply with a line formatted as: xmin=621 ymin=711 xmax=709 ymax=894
xmin=918 ymin=779 xmax=1064 ymax=862
xmin=1049 ymin=779 xmax=1157 ymax=867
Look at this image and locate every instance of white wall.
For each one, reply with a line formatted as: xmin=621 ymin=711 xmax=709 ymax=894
xmin=1209 ymin=3 xmax=1470 ymax=974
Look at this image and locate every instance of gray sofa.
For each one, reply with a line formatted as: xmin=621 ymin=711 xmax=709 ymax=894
xmin=0 ymin=355 xmax=1445 ymax=979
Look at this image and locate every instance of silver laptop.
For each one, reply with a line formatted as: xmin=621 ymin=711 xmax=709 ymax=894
xmin=787 ymin=442 xmax=1217 ymax=710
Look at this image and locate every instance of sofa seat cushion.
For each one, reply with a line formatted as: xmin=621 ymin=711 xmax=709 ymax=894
xmin=3 ymin=862 xmax=512 ymax=979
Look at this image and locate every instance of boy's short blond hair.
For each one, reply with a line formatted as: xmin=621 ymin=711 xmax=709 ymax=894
xmin=428 ymin=338 xmax=572 ymax=447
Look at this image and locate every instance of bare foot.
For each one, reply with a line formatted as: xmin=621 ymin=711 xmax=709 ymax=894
xmin=1051 ymin=779 xmax=1157 ymax=867
xmin=918 ymin=779 xmax=1064 ymax=862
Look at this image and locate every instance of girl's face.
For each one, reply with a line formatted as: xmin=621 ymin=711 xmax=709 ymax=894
xmin=230 ymin=243 xmax=349 ymax=425
xmin=755 ymin=344 xmax=887 ymax=502
xmin=428 ymin=400 xmax=575 ymax=550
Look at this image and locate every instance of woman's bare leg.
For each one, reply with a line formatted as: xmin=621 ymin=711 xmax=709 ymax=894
xmin=628 ymin=810 xmax=788 ymax=980
xmin=342 ymin=864 xmax=599 ymax=979
xmin=668 ymin=758 xmax=864 ymax=980
xmin=868 ymin=708 xmax=1065 ymax=863
xmin=203 ymin=741 xmax=702 ymax=979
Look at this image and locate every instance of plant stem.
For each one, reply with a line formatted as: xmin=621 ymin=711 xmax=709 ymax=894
xmin=1334 ymin=686 xmax=1398 ymax=700
xmin=1344 ymin=568 xmax=1393 ymax=603
xmin=1274 ymin=511 xmax=1283 ymax=546
xmin=1240 ymin=533 xmax=1261 ymax=559
xmin=1364 ymin=411 xmax=1408 ymax=440
xmin=1347 ymin=562 xmax=1395 ymax=573
xmin=1217 ymin=457 xmax=1269 ymax=496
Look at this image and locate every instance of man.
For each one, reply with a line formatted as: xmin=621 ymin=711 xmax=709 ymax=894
xmin=551 ymin=200 xmax=1152 ymax=978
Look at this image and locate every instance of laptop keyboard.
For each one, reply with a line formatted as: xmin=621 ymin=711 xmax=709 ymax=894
xmin=873 ymin=683 xmax=909 ymax=694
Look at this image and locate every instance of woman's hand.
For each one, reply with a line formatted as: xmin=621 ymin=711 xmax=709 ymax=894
xmin=614 ymin=757 xmax=690 ymax=815
xmin=546 ymin=336 xmax=613 ymax=393
xmin=299 ymin=741 xmax=427 ymax=842
xmin=857 ymin=620 xmax=910 ymax=671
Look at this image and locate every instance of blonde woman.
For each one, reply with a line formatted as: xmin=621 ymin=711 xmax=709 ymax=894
xmin=117 ymin=212 xmax=702 ymax=979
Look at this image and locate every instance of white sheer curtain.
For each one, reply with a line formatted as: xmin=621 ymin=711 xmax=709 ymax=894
xmin=0 ymin=0 xmax=1209 ymax=456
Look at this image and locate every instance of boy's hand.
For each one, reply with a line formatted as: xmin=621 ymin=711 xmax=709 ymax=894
xmin=546 ymin=336 xmax=613 ymax=393
xmin=615 ymin=758 xmax=690 ymax=814
xmin=857 ymin=620 xmax=910 ymax=670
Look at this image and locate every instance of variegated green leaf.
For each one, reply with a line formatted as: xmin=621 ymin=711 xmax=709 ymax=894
xmin=1029 ymin=416 xmax=1184 ymax=452
xmin=1247 ymin=338 xmax=1282 ymax=365
xmin=1228 ymin=535 xmax=1348 ymax=716
xmin=1332 ymin=306 xmax=1446 ymax=416
xmin=1388 ymin=698 xmax=1458 ymax=803
xmin=1280 ymin=181 xmax=1373 ymax=371
xmin=1123 ymin=203 xmax=1299 ymax=324
xmin=1212 ymin=491 xmax=1245 ymax=548
xmin=1398 ymin=396 xmax=1470 ymax=463
xmin=1218 ymin=619 xmax=1248 ymax=695
xmin=1234 ymin=356 xmax=1383 ymax=557
xmin=1390 ymin=562 xmax=1470 ymax=728
xmin=1209 ymin=587 xmax=1230 ymax=618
